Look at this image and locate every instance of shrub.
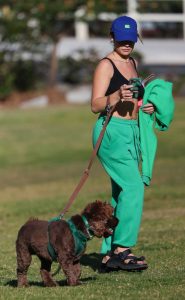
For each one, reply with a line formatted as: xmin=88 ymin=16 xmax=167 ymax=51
xmin=12 ymin=60 xmax=38 ymax=91
xmin=0 ymin=54 xmax=15 ymax=100
xmin=58 ymin=48 xmax=99 ymax=84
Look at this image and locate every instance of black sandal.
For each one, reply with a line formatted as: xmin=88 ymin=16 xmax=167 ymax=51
xmin=106 ymin=249 xmax=148 ymax=271
xmin=98 ymin=251 xmax=118 ymax=273
xmin=98 ymin=262 xmax=117 ymax=273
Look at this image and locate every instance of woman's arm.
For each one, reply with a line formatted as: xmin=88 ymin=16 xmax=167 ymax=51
xmin=91 ymin=60 xmax=120 ymax=114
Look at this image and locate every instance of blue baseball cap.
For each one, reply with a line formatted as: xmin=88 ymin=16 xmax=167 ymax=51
xmin=111 ymin=16 xmax=138 ymax=43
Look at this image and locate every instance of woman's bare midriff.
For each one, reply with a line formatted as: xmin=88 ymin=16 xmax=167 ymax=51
xmin=112 ymin=99 xmax=138 ymax=120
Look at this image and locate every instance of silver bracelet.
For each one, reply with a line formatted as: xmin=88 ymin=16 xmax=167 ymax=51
xmin=105 ymin=104 xmax=111 ymax=113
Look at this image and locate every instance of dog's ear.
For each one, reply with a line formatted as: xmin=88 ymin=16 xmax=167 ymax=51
xmin=103 ymin=201 xmax=114 ymax=216
xmin=82 ymin=200 xmax=113 ymax=218
xmin=82 ymin=200 xmax=105 ymax=217
xmin=82 ymin=200 xmax=102 ymax=216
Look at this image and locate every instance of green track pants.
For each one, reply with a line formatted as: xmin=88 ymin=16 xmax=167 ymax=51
xmin=92 ymin=116 xmax=144 ymax=254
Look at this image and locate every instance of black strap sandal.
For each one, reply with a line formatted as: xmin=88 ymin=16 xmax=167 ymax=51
xmin=98 ymin=251 xmax=119 ymax=273
xmin=98 ymin=262 xmax=118 ymax=273
xmin=106 ymin=249 xmax=148 ymax=271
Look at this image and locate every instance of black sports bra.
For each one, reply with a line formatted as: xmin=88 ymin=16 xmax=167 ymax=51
xmin=103 ymin=57 xmax=144 ymax=98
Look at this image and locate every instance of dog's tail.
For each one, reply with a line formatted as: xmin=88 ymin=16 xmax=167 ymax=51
xmin=52 ymin=264 xmax=61 ymax=277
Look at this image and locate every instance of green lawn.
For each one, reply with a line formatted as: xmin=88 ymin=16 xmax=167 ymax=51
xmin=0 ymin=101 xmax=185 ymax=300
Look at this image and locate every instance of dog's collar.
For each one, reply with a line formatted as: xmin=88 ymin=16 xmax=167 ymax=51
xmin=81 ymin=215 xmax=94 ymax=240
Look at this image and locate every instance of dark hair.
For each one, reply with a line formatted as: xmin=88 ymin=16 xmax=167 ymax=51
xmin=110 ymin=32 xmax=114 ymax=39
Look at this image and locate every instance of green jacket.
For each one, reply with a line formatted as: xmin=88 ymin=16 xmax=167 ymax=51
xmin=139 ymin=78 xmax=175 ymax=186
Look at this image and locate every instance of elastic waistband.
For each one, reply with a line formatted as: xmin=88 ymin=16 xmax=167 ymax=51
xmin=99 ymin=116 xmax=138 ymax=125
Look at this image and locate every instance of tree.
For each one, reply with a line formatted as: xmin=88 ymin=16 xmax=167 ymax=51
xmin=0 ymin=1 xmax=84 ymax=87
xmin=0 ymin=0 xmax=127 ymax=93
xmin=137 ymin=0 xmax=182 ymax=13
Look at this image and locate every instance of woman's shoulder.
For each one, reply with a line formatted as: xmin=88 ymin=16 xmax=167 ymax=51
xmin=95 ymin=55 xmax=114 ymax=73
xmin=97 ymin=54 xmax=114 ymax=70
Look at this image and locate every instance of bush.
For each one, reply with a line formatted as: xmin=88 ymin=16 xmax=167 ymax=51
xmin=58 ymin=48 xmax=99 ymax=84
xmin=0 ymin=57 xmax=45 ymax=101
xmin=0 ymin=54 xmax=15 ymax=100
xmin=12 ymin=60 xmax=38 ymax=91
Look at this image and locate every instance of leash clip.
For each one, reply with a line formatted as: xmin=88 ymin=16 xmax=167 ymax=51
xmin=58 ymin=213 xmax=64 ymax=219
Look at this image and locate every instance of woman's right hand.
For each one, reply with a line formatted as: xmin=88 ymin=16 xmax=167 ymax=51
xmin=120 ymin=84 xmax=133 ymax=101
xmin=109 ymin=89 xmax=122 ymax=106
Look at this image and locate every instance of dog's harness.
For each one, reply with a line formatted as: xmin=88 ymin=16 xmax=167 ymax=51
xmin=47 ymin=215 xmax=93 ymax=262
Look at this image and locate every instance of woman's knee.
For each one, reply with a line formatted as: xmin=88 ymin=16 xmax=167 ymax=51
xmin=121 ymin=180 xmax=144 ymax=200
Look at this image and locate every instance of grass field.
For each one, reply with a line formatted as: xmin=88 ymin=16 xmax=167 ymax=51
xmin=0 ymin=101 xmax=185 ymax=300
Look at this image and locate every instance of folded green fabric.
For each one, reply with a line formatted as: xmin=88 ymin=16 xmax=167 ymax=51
xmin=139 ymin=79 xmax=175 ymax=186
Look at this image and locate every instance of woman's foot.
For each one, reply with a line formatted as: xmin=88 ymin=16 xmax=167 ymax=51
xmin=98 ymin=253 xmax=118 ymax=273
xmin=106 ymin=248 xmax=148 ymax=271
xmin=114 ymin=247 xmax=147 ymax=265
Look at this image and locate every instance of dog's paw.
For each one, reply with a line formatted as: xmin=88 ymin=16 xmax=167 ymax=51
xmin=17 ymin=283 xmax=30 ymax=288
xmin=44 ymin=280 xmax=59 ymax=287
xmin=67 ymin=280 xmax=82 ymax=286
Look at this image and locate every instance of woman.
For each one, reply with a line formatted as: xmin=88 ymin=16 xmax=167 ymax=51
xmin=91 ymin=16 xmax=155 ymax=272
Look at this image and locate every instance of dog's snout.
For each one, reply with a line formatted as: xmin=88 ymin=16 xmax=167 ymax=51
xmin=112 ymin=216 xmax=119 ymax=227
xmin=108 ymin=216 xmax=119 ymax=228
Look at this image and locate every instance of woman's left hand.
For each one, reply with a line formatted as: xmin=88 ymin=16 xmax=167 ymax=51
xmin=142 ymin=103 xmax=155 ymax=114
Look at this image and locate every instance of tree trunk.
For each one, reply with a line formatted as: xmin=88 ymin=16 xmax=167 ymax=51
xmin=49 ymin=42 xmax=58 ymax=86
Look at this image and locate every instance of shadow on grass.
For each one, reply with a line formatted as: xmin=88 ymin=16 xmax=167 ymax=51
xmin=5 ymin=280 xmax=44 ymax=287
xmin=80 ymin=252 xmax=103 ymax=271
xmin=5 ymin=276 xmax=97 ymax=288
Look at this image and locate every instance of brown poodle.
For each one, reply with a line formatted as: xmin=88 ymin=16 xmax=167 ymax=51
xmin=16 ymin=200 xmax=118 ymax=287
